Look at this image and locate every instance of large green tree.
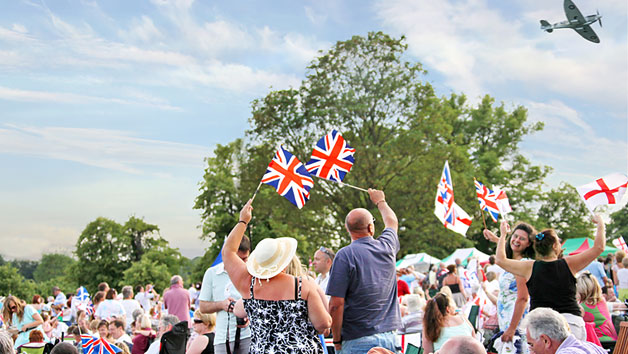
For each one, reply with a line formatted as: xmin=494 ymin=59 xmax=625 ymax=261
xmin=536 ymin=183 xmax=594 ymax=240
xmin=33 ymin=253 xmax=76 ymax=283
xmin=608 ymin=204 xmax=628 ymax=241
xmin=0 ymin=264 xmax=35 ymax=299
xmin=195 ymin=32 xmax=549 ymax=261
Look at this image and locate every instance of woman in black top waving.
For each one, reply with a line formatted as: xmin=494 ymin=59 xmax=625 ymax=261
xmin=495 ymin=214 xmax=605 ymax=341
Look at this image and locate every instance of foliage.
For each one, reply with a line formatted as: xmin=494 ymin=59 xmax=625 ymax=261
xmin=8 ymin=259 xmax=39 ymax=280
xmin=536 ymin=183 xmax=594 ymax=239
xmin=124 ymin=216 xmax=160 ymax=262
xmin=608 ymin=204 xmax=628 ymax=241
xmin=0 ymin=264 xmax=36 ymax=300
xmin=33 ymin=253 xmax=76 ymax=283
xmin=122 ymin=257 xmax=171 ymax=294
xmin=195 ymin=32 xmax=550 ymax=259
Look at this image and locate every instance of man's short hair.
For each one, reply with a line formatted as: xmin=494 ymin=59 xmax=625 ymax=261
xmin=522 ymin=307 xmax=570 ymax=342
xmin=319 ymin=247 xmax=336 ymax=261
xmin=160 ymin=314 xmax=179 ymax=331
xmin=488 ymin=255 xmax=495 ymax=265
xmin=50 ymin=342 xmax=79 ymax=354
xmin=345 ymin=209 xmax=372 ymax=233
xmin=170 ymin=275 xmax=183 ymax=285
xmin=238 ymin=235 xmax=251 ymax=253
xmin=134 ymin=285 xmax=143 ymax=293
xmin=112 ymin=319 xmax=126 ymax=329
xmin=98 ymin=282 xmax=109 ymax=292
xmin=438 ymin=336 xmax=487 ymax=354
xmin=52 ymin=286 xmax=60 ymax=292
xmin=121 ymin=286 xmax=133 ymax=299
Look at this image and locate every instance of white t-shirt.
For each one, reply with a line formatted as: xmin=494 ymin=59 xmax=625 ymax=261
xmin=95 ymin=299 xmax=126 ymax=319
xmin=617 ymin=268 xmax=628 ymax=289
xmin=135 ymin=292 xmax=155 ymax=312
xmin=121 ymin=299 xmax=142 ymax=329
xmin=145 ymin=337 xmax=160 ymax=354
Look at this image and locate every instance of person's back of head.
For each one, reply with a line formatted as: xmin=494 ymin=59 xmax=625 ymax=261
xmin=170 ymin=275 xmax=182 ymax=286
xmin=0 ymin=330 xmax=14 ymax=354
xmin=436 ymin=336 xmax=486 ymax=354
xmin=98 ymin=282 xmax=109 ymax=293
xmin=488 ymin=255 xmax=495 ymax=265
xmin=121 ymin=286 xmax=133 ymax=299
xmin=50 ymin=342 xmax=79 ymax=354
xmin=105 ymin=288 xmax=117 ymax=300
xmin=616 ymin=250 xmax=626 ymax=264
xmin=522 ymin=307 xmax=570 ymax=344
xmin=160 ymin=314 xmax=179 ymax=334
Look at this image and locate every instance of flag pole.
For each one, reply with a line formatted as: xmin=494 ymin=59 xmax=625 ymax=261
xmin=250 ymin=181 xmax=263 ymax=203
xmin=314 ymin=175 xmax=368 ymax=193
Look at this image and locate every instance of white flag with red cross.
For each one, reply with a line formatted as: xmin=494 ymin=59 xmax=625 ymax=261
xmin=576 ymin=173 xmax=628 ymax=212
xmin=613 ymin=237 xmax=628 ymax=253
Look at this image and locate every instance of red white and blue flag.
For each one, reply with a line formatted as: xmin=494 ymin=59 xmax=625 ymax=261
xmin=262 ymin=146 xmax=314 ymax=209
xmin=305 ymin=130 xmax=356 ymax=182
xmin=475 ymin=179 xmax=500 ymax=222
xmin=435 ymin=161 xmax=456 ymax=226
xmin=576 ymin=173 xmax=628 ymax=212
xmin=82 ymin=336 xmax=122 ymax=354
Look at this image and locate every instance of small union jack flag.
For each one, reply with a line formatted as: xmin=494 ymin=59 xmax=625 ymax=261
xmin=435 ymin=161 xmax=456 ymax=226
xmin=81 ymin=334 xmax=98 ymax=354
xmin=262 ymin=146 xmax=314 ymax=209
xmin=305 ymin=130 xmax=356 ymax=182
xmin=475 ymin=179 xmax=500 ymax=222
xmin=83 ymin=337 xmax=122 ymax=354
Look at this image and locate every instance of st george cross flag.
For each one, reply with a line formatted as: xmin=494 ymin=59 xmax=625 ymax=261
xmin=305 ymin=130 xmax=356 ymax=182
xmin=261 ymin=145 xmax=314 ymax=209
xmin=435 ymin=161 xmax=456 ymax=227
xmin=612 ymin=236 xmax=628 ymax=253
xmin=576 ymin=173 xmax=628 ymax=212
xmin=434 ymin=201 xmax=473 ymax=236
xmin=493 ymin=187 xmax=512 ymax=215
xmin=475 ymin=179 xmax=500 ymax=222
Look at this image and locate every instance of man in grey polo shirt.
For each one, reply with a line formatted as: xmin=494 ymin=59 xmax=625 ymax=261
xmin=327 ymin=188 xmax=400 ymax=354
xmin=199 ymin=236 xmax=251 ymax=354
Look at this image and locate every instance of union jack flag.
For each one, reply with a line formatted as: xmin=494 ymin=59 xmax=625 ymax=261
xmin=435 ymin=161 xmax=456 ymax=226
xmin=83 ymin=337 xmax=122 ymax=354
xmin=261 ymin=146 xmax=314 ymax=209
xmin=474 ymin=179 xmax=500 ymax=222
xmin=305 ymin=130 xmax=356 ymax=182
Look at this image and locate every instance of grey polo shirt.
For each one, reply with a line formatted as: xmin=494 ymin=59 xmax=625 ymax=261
xmin=326 ymin=228 xmax=401 ymax=341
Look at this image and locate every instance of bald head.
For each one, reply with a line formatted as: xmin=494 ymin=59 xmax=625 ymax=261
xmin=436 ymin=336 xmax=486 ymax=354
xmin=345 ymin=208 xmax=374 ymax=238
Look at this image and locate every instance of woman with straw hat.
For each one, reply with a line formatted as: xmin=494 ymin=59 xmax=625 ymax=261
xmin=222 ymin=199 xmax=332 ymax=354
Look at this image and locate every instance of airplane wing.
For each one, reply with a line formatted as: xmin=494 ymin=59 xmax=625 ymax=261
xmin=564 ymin=0 xmax=585 ymax=24
xmin=573 ymin=25 xmax=600 ymax=43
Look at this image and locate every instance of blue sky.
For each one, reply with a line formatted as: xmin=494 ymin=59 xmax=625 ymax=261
xmin=1 ymin=0 xmax=626 ymax=260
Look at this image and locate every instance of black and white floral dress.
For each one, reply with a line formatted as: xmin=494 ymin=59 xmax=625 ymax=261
xmin=243 ymin=276 xmax=324 ymax=354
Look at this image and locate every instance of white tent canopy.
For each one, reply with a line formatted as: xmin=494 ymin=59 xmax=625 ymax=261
xmin=440 ymin=247 xmax=490 ymax=266
xmin=396 ymin=253 xmax=441 ymax=272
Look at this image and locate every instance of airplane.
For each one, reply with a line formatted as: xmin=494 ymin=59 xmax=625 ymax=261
xmin=540 ymin=0 xmax=602 ymax=43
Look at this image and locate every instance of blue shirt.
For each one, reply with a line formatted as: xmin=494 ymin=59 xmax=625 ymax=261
xmin=584 ymin=261 xmax=607 ymax=287
xmin=326 ymin=228 xmax=401 ymax=341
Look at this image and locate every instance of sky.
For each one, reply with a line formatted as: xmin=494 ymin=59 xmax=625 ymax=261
xmin=0 ymin=0 xmax=626 ymax=260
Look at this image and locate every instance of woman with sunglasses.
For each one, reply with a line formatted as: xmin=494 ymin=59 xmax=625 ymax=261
xmin=187 ymin=310 xmax=216 ymax=354
xmin=495 ymin=214 xmax=606 ymax=341
xmin=2 ymin=295 xmax=48 ymax=349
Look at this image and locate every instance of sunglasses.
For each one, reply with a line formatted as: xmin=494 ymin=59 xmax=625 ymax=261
xmin=9 ymin=305 xmax=17 ymax=311
xmin=193 ymin=319 xmax=203 ymax=324
xmin=319 ymin=247 xmax=334 ymax=259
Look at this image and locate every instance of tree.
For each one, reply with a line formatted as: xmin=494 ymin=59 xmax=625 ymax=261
xmin=608 ymin=204 xmax=628 ymax=241
xmin=0 ymin=264 xmax=35 ymax=299
xmin=195 ymin=32 xmax=549 ymax=259
xmin=33 ymin=253 xmax=76 ymax=283
xmin=536 ymin=183 xmax=594 ymax=239
xmin=74 ymin=217 xmax=132 ymax=292
xmin=9 ymin=260 xmax=39 ymax=280
xmin=124 ymin=216 xmax=160 ymax=262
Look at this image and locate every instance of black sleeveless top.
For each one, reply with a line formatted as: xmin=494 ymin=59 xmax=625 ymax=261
xmin=526 ymin=258 xmax=581 ymax=316
xmin=201 ymin=333 xmax=214 ymax=354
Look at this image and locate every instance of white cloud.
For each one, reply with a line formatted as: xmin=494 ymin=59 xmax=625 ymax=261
xmin=305 ymin=6 xmax=327 ymax=25
xmin=11 ymin=23 xmax=28 ymax=34
xmin=375 ymin=0 xmax=627 ymax=106
xmin=0 ymin=124 xmax=209 ymax=174
xmin=0 ymin=86 xmax=182 ymax=111
xmin=0 ymin=25 xmax=34 ymax=41
xmin=118 ymin=15 xmax=163 ymax=43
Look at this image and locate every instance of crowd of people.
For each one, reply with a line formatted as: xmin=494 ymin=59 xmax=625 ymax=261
xmin=1 ymin=187 xmax=625 ymax=354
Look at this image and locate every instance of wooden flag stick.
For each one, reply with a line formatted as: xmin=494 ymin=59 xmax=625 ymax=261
xmin=480 ymin=209 xmax=487 ymax=229
xmin=314 ymin=175 xmax=368 ymax=192
xmin=250 ymin=181 xmax=263 ymax=203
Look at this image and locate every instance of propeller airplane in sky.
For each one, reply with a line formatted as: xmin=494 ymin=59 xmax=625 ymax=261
xmin=540 ymin=0 xmax=602 ymax=43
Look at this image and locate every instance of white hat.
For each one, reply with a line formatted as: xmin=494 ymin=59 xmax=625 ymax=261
xmin=246 ymin=237 xmax=298 ymax=279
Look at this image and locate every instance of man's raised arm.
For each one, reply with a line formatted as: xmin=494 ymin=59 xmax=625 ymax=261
xmin=368 ymin=188 xmax=397 ymax=232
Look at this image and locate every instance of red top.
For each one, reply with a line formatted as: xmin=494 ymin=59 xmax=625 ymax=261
xmin=397 ymin=279 xmax=411 ymax=297
xmin=163 ymin=283 xmax=191 ymax=324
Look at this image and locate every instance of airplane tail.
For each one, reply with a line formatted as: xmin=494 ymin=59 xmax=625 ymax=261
xmin=540 ymin=20 xmax=553 ymax=32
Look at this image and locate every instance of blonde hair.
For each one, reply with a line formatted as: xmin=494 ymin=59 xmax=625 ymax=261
xmin=193 ymin=309 xmax=216 ymax=329
xmin=89 ymin=319 xmax=100 ymax=333
xmin=616 ymin=251 xmax=626 ymax=263
xmin=622 ymin=257 xmax=628 ymax=268
xmin=285 ymin=255 xmax=307 ymax=277
xmin=138 ymin=314 xmax=152 ymax=329
xmin=576 ymin=272 xmax=603 ymax=306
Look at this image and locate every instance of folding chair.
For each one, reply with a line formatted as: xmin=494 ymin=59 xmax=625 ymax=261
xmin=615 ymin=321 xmax=628 ymax=354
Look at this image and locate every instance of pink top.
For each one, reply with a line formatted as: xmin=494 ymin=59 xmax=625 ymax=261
xmin=163 ymin=284 xmax=190 ymax=324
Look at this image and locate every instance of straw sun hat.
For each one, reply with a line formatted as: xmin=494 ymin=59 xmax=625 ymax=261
xmin=246 ymin=237 xmax=298 ymax=279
